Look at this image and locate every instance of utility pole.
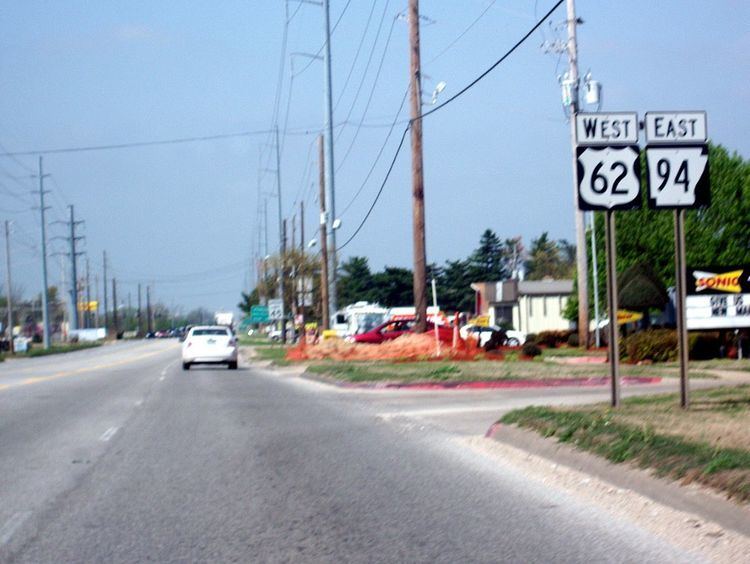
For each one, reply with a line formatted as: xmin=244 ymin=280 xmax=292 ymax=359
xmin=4 ymin=221 xmax=13 ymax=354
xmin=322 ymin=0 xmax=338 ymax=319
xmin=37 ymin=156 xmax=52 ymax=349
xmin=146 ymin=285 xmax=153 ymax=333
xmin=317 ymin=135 xmax=330 ymax=329
xmin=274 ymin=126 xmax=286 ymax=342
xmin=299 ymin=199 xmax=305 ymax=333
xmin=103 ymin=250 xmax=109 ymax=333
xmin=85 ymin=257 xmax=91 ymax=329
xmin=94 ymin=274 xmax=100 ymax=329
xmin=137 ymin=283 xmax=142 ymax=336
xmin=67 ymin=205 xmax=84 ymax=330
xmin=408 ymin=0 xmax=428 ymax=333
xmin=565 ymin=0 xmax=590 ymax=348
xmin=112 ymin=278 xmax=118 ymax=336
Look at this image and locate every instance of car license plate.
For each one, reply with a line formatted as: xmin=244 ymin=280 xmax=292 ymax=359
xmin=207 ymin=338 xmax=216 ymax=345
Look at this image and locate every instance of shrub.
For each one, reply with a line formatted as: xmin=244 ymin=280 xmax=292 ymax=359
xmin=567 ymin=333 xmax=579 ymax=347
xmin=688 ymin=332 xmax=722 ymax=360
xmin=525 ymin=333 xmax=538 ymax=345
xmin=522 ymin=341 xmax=542 ymax=358
xmin=536 ymin=330 xmax=573 ymax=348
xmin=620 ymin=329 xmax=677 ymax=363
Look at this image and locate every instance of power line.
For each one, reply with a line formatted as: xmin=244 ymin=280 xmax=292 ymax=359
xmin=426 ymin=0 xmax=496 ymax=64
xmin=338 ymin=0 xmax=565 ymax=250
xmin=290 ymin=0 xmax=354 ymax=78
xmin=420 ymin=0 xmax=564 ymax=121
xmin=333 ymin=0 xmax=379 ymax=111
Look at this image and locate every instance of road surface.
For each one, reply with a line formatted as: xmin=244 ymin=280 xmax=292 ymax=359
xmin=0 ymin=341 xmax=708 ymax=562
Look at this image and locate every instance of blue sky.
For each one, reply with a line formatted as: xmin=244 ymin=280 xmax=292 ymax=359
xmin=1 ymin=0 xmax=748 ymax=314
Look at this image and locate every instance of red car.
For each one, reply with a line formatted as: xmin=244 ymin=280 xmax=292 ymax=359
xmin=352 ymin=319 xmax=455 ymax=344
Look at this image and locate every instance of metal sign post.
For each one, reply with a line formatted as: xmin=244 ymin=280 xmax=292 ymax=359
xmin=645 ymin=111 xmax=709 ymax=410
xmin=604 ymin=210 xmax=621 ymax=407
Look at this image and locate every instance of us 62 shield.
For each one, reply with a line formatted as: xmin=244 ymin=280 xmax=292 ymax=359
xmin=576 ymin=145 xmax=641 ymax=211
xmin=645 ymin=145 xmax=710 ymax=209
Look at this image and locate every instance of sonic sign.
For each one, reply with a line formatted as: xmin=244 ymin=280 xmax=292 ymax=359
xmin=686 ymin=266 xmax=750 ymax=329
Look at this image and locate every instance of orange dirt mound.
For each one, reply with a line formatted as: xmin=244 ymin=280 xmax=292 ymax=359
xmin=286 ymin=333 xmax=487 ymax=362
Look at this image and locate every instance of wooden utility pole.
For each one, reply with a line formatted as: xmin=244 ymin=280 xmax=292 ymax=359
xmin=137 ymin=283 xmax=142 ymax=336
xmin=103 ymin=250 xmax=109 ymax=333
xmin=146 ymin=285 xmax=153 ymax=333
xmin=4 ymin=221 xmax=13 ymax=354
xmin=112 ymin=278 xmax=119 ymax=336
xmin=408 ymin=0 xmax=428 ymax=333
xmin=85 ymin=257 xmax=91 ymax=329
xmin=317 ymin=135 xmax=330 ymax=330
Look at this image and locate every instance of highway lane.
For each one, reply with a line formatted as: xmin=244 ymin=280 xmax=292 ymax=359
xmin=1 ymin=346 xmax=699 ymax=563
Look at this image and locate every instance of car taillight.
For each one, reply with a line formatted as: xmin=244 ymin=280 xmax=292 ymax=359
xmin=228 ymin=339 xmax=236 ymax=347
xmin=186 ymin=341 xmax=192 ymax=348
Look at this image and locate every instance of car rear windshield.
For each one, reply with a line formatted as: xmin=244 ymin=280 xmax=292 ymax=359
xmin=192 ymin=329 xmax=230 ymax=336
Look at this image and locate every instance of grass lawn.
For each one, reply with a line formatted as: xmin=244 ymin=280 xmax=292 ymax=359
xmin=238 ymin=334 xmax=277 ymax=346
xmin=249 ymin=344 xmax=290 ymax=365
xmin=304 ymin=358 xmax=714 ymax=384
xmin=541 ymin=346 xmax=607 ymax=358
xmin=15 ymin=341 xmax=102 ymax=358
xmin=501 ymin=385 xmax=750 ymax=503
xmin=665 ymin=358 xmax=750 ymax=372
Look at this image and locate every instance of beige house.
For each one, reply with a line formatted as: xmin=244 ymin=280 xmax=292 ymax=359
xmin=471 ymin=279 xmax=574 ymax=334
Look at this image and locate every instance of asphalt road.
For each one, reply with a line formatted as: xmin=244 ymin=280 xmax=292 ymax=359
xmin=0 ymin=341 xmax=702 ymax=562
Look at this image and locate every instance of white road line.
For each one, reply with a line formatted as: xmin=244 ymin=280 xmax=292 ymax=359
xmin=0 ymin=511 xmax=32 ymax=545
xmin=377 ymin=405 xmax=509 ymax=418
xmin=134 ymin=400 xmax=143 ymax=407
xmin=99 ymin=426 xmax=119 ymax=442
xmin=159 ymin=376 xmax=165 ymax=381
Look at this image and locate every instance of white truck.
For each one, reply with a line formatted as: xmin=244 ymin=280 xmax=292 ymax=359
xmin=332 ymin=302 xmax=389 ymax=338
xmin=214 ymin=311 xmax=235 ymax=330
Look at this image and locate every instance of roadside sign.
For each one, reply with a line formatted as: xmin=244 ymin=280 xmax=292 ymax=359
xmin=268 ymin=299 xmax=283 ymax=321
xmin=249 ymin=305 xmax=269 ymax=323
xmin=645 ymin=145 xmax=710 ymax=208
xmin=576 ymin=145 xmax=641 ymax=210
xmin=645 ymin=111 xmax=709 ymax=209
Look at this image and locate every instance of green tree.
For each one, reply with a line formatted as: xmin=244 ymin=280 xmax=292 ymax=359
xmin=436 ymin=259 xmax=475 ymax=312
xmin=525 ymin=233 xmax=572 ymax=280
xmin=468 ymin=229 xmax=508 ymax=281
xmin=618 ymin=262 xmax=669 ymax=327
xmin=337 ymin=256 xmax=374 ymax=306
xmin=370 ymin=267 xmax=414 ymax=306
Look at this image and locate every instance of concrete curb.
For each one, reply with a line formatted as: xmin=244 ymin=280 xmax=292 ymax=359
xmin=485 ymin=423 xmax=750 ymax=538
xmin=299 ymin=370 xmax=661 ymax=390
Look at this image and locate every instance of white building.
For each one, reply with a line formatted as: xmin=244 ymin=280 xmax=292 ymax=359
xmin=471 ymin=279 xmax=574 ymax=334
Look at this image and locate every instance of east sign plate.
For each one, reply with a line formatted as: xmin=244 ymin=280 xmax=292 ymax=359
xmin=575 ymin=113 xmax=641 ymax=211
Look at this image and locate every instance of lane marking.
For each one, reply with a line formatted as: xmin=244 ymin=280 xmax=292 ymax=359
xmin=377 ymin=405 xmax=510 ymax=418
xmin=134 ymin=400 xmax=143 ymax=407
xmin=99 ymin=427 xmax=119 ymax=442
xmin=159 ymin=376 xmax=165 ymax=381
xmin=0 ymin=348 xmax=172 ymax=393
xmin=0 ymin=511 xmax=32 ymax=545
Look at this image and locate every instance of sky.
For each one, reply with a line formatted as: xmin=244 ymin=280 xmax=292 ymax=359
xmin=1 ymin=0 xmax=748 ymax=316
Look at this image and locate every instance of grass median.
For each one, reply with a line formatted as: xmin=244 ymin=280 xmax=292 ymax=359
xmin=501 ymin=385 xmax=750 ymax=503
xmin=15 ymin=341 xmax=102 ymax=358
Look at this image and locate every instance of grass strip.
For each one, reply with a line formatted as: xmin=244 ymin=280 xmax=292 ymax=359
xmin=500 ymin=388 xmax=750 ymax=503
xmin=18 ymin=342 xmax=102 ymax=358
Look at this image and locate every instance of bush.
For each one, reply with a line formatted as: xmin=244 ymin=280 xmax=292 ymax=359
xmin=567 ymin=333 xmax=580 ymax=347
xmin=522 ymin=341 xmax=542 ymax=358
xmin=688 ymin=332 xmax=722 ymax=360
xmin=536 ymin=330 xmax=573 ymax=348
xmin=525 ymin=333 xmax=538 ymax=345
xmin=620 ymin=329 xmax=677 ymax=363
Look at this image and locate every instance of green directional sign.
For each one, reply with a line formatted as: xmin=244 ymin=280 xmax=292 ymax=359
xmin=249 ymin=305 xmax=269 ymax=323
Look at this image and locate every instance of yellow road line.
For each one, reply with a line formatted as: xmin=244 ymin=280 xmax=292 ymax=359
xmin=0 ymin=348 xmax=171 ymax=392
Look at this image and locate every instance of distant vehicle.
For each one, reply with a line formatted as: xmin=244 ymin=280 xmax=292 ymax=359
xmin=182 ymin=325 xmax=238 ymax=370
xmin=352 ymin=319 xmax=454 ymax=345
xmin=145 ymin=331 xmax=156 ymax=339
xmin=214 ymin=311 xmax=234 ymax=329
xmin=267 ymin=328 xmax=282 ymax=342
xmin=460 ymin=324 xmax=526 ymax=347
xmin=332 ymin=302 xmax=389 ymax=338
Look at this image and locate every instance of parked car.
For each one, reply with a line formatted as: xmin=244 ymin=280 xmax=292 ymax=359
xmin=182 ymin=325 xmax=238 ymax=370
xmin=352 ymin=319 xmax=454 ymax=344
xmin=460 ymin=324 xmax=526 ymax=347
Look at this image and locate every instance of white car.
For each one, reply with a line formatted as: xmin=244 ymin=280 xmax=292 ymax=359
xmin=182 ymin=325 xmax=238 ymax=370
xmin=460 ymin=324 xmax=526 ymax=347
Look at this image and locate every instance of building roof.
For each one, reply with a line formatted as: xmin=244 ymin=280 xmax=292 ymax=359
xmin=518 ymin=279 xmax=574 ymax=296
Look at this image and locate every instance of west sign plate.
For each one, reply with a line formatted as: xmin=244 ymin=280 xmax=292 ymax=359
xmin=576 ymin=145 xmax=641 ymax=211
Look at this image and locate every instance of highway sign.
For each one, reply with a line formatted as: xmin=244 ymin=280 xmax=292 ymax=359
xmin=268 ymin=299 xmax=284 ymax=321
xmin=249 ymin=305 xmax=269 ymax=323
xmin=576 ymin=145 xmax=641 ymax=210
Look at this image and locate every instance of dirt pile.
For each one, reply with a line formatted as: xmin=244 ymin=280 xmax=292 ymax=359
xmin=287 ymin=333 xmax=486 ymax=361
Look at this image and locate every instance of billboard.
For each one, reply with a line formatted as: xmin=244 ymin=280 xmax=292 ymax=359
xmin=686 ymin=265 xmax=750 ymax=329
